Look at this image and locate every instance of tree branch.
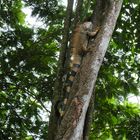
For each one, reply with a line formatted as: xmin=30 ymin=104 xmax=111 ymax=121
xmin=73 ymin=0 xmax=84 ymax=27
xmin=48 ymin=0 xmax=74 ymax=139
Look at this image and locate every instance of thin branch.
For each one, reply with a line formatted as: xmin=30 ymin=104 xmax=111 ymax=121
xmin=39 ymin=100 xmax=51 ymax=114
xmin=53 ymin=0 xmax=74 ymax=100
xmin=48 ymin=0 xmax=74 ymax=139
xmin=73 ymin=0 xmax=84 ymax=26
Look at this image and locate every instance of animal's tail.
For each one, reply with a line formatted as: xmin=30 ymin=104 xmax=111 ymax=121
xmin=64 ymin=54 xmax=82 ymax=100
xmin=65 ymin=63 xmax=81 ymax=96
xmin=59 ymin=55 xmax=82 ymax=117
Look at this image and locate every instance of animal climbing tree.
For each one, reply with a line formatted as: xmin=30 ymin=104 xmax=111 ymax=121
xmin=0 ymin=0 xmax=140 ymax=139
xmin=48 ymin=0 xmax=123 ymax=140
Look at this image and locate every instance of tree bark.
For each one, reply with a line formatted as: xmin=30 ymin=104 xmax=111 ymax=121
xmin=73 ymin=0 xmax=84 ymax=26
xmin=83 ymin=91 xmax=95 ymax=140
xmin=48 ymin=0 xmax=74 ymax=139
xmin=55 ymin=0 xmax=123 ymax=140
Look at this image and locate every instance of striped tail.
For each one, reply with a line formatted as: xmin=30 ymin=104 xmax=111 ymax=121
xmin=65 ymin=54 xmax=82 ymax=95
xmin=59 ymin=55 xmax=82 ymax=117
xmin=65 ymin=63 xmax=81 ymax=97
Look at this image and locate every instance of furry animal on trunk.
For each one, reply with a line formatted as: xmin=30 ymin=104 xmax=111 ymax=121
xmin=60 ymin=22 xmax=99 ymax=117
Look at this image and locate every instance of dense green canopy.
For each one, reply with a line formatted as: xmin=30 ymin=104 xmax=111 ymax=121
xmin=0 ymin=0 xmax=139 ymax=139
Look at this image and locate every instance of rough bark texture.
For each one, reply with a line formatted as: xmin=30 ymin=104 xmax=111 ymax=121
xmin=83 ymin=91 xmax=95 ymax=140
xmin=47 ymin=0 xmax=74 ymax=139
xmin=73 ymin=0 xmax=84 ymax=27
xmin=55 ymin=0 xmax=123 ymax=140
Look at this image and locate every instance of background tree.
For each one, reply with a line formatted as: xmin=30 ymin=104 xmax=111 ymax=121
xmin=0 ymin=0 xmax=139 ymax=140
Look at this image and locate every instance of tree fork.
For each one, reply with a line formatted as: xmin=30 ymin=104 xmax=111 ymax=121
xmin=83 ymin=1 xmax=113 ymax=139
xmin=55 ymin=0 xmax=123 ymax=140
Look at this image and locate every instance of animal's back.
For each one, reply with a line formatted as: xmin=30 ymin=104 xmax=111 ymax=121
xmin=71 ymin=24 xmax=84 ymax=55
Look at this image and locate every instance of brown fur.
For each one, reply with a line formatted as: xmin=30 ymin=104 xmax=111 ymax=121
xmin=70 ymin=22 xmax=99 ymax=68
xmin=65 ymin=22 xmax=98 ymax=95
xmin=71 ymin=22 xmax=92 ymax=56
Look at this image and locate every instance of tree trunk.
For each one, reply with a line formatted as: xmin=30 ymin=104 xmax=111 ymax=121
xmin=83 ymin=91 xmax=95 ymax=140
xmin=55 ymin=0 xmax=123 ymax=140
xmin=48 ymin=0 xmax=74 ymax=139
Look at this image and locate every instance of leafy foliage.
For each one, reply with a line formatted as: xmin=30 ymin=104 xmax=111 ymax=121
xmin=90 ymin=2 xmax=140 ymax=139
xmin=0 ymin=0 xmax=139 ymax=139
xmin=0 ymin=0 xmax=64 ymax=139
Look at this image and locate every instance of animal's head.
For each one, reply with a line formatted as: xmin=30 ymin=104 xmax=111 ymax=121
xmin=83 ymin=22 xmax=93 ymax=30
